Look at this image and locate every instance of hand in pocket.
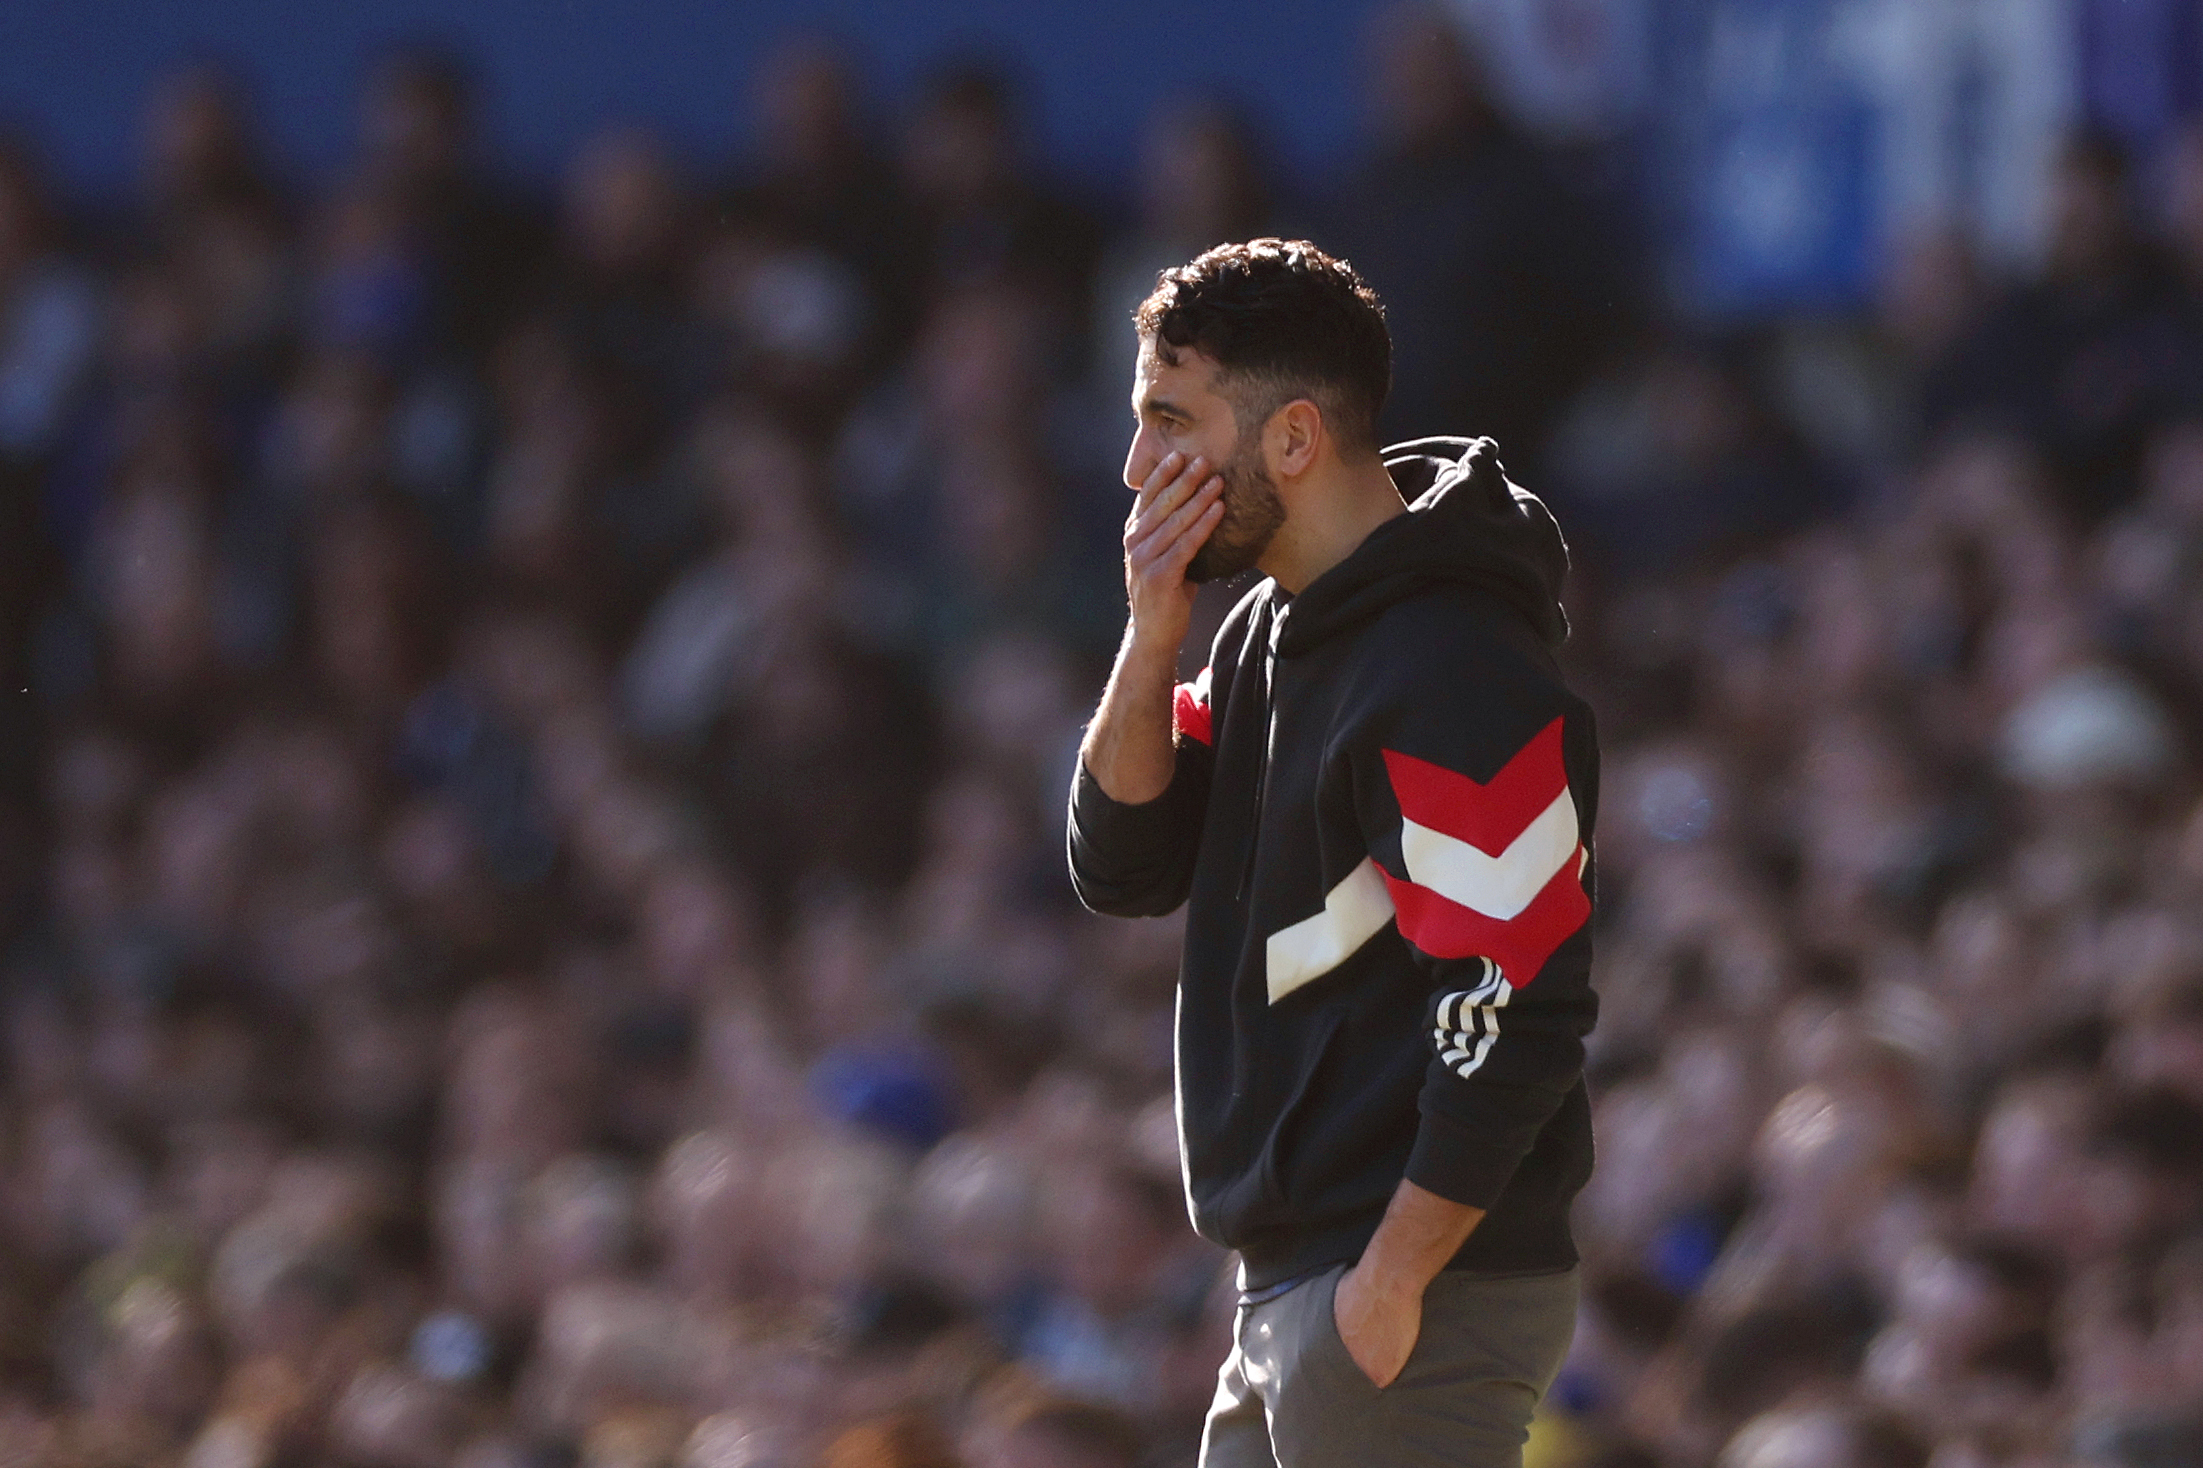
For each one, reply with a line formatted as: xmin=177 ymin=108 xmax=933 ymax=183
xmin=1332 ymin=1261 xmax=1422 ymax=1389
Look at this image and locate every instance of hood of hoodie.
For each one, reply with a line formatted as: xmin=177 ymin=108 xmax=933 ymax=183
xmin=1275 ymin=436 xmax=1570 ymax=657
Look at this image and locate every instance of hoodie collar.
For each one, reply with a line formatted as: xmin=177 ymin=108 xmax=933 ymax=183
xmin=1272 ymin=436 xmax=1570 ymax=657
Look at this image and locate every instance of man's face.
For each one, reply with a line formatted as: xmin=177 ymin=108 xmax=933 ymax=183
xmin=1124 ymin=338 xmax=1284 ymax=584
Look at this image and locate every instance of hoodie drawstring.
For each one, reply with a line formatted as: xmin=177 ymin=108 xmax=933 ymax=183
xmin=1236 ymin=602 xmax=1286 ymax=903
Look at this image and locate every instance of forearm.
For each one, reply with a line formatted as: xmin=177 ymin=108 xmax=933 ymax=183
xmin=1332 ymin=1176 xmax=1487 ymax=1387
xmin=1358 ymin=1177 xmax=1486 ymax=1295
xmin=1079 ymin=624 xmax=1182 ymax=805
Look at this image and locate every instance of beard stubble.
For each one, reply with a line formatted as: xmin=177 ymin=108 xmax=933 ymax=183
xmin=1184 ymin=436 xmax=1287 ymax=585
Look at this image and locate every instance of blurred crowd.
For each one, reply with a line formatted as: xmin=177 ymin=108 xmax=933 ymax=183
xmin=4 ymin=5 xmax=2203 ymax=1467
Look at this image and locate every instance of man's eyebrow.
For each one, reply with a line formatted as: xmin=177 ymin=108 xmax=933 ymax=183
xmin=1135 ymin=394 xmax=1193 ymax=421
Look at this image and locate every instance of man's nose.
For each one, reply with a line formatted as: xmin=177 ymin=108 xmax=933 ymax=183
xmin=1123 ymin=425 xmax=1161 ymax=491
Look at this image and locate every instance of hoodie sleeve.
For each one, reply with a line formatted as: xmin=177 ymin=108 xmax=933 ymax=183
xmin=1066 ymin=667 xmax=1215 ymax=918
xmin=1351 ymin=626 xmax=1599 ymax=1210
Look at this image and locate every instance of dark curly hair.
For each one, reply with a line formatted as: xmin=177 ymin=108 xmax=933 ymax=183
xmin=1134 ymin=238 xmax=1392 ymax=454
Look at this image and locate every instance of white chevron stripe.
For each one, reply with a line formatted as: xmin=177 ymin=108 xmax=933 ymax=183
xmin=1399 ymin=789 xmax=1579 ymax=922
xmin=1265 ymin=857 xmax=1396 ymax=1004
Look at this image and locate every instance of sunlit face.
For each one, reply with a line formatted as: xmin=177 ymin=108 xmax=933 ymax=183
xmin=1125 ymin=337 xmax=1285 ymax=583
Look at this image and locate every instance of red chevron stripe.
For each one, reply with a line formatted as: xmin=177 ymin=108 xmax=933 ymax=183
xmin=1382 ymin=717 xmax=1569 ymax=854
xmin=1382 ymin=856 xmax=1589 ymax=986
xmin=1173 ymin=676 xmax=1212 ymax=746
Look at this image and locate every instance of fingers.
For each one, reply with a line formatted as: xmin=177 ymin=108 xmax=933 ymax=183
xmin=1122 ymin=451 xmax=1225 ymax=625
xmin=1157 ymin=499 xmax=1225 ymax=573
xmin=1128 ymin=474 xmax=1223 ymax=568
xmin=1133 ymin=450 xmax=1188 ymax=514
xmin=1128 ymin=465 xmax=1222 ymax=552
xmin=1128 ymin=495 xmax=1223 ymax=593
xmin=1139 ymin=477 xmax=1222 ymax=558
xmin=1128 ymin=451 xmax=1209 ymax=533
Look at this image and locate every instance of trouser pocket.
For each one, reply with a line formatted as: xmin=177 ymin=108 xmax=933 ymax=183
xmin=1266 ymin=1268 xmax=1582 ymax=1467
xmin=1304 ymin=1263 xmax=1386 ymax=1394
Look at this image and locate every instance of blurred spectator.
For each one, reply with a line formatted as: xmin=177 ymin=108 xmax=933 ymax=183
xmin=530 ymin=129 xmax=719 ymax=616
xmin=1326 ymin=3 xmax=1624 ymax=465
xmin=898 ymin=63 xmax=1101 ymax=343
xmin=1716 ymin=1399 xmax=1925 ymax=1468
xmin=354 ymin=47 xmax=546 ymax=363
xmin=832 ymin=284 xmax=1123 ymax=670
xmin=0 ymin=136 xmax=98 ymax=806
xmin=133 ymin=66 xmax=296 ymax=386
xmin=0 ymin=138 xmax=102 ymax=465
xmin=1545 ymin=333 xmax=1836 ymax=574
xmin=1091 ymin=99 xmax=1273 ymax=372
xmin=1935 ymin=128 xmax=2201 ymax=521
xmin=719 ymin=35 xmax=913 ymax=396
xmin=970 ymin=1396 xmax=1143 ymax=1468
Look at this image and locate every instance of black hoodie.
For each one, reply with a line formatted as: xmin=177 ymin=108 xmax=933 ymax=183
xmin=1067 ymin=437 xmax=1598 ymax=1289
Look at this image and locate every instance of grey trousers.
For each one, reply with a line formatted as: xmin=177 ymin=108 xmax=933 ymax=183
xmin=1199 ymin=1263 xmax=1580 ymax=1468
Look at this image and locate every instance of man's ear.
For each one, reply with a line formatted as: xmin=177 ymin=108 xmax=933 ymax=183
xmin=1267 ymin=398 xmax=1324 ymax=479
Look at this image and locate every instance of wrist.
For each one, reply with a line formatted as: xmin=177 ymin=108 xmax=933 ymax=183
xmin=1118 ymin=624 xmax=1186 ymax=682
xmin=1352 ymin=1249 xmax=1439 ymax=1301
xmin=1354 ymin=1179 xmax=1484 ymax=1297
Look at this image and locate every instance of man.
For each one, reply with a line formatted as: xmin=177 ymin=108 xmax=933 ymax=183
xmin=1066 ymin=239 xmax=1597 ymax=1467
